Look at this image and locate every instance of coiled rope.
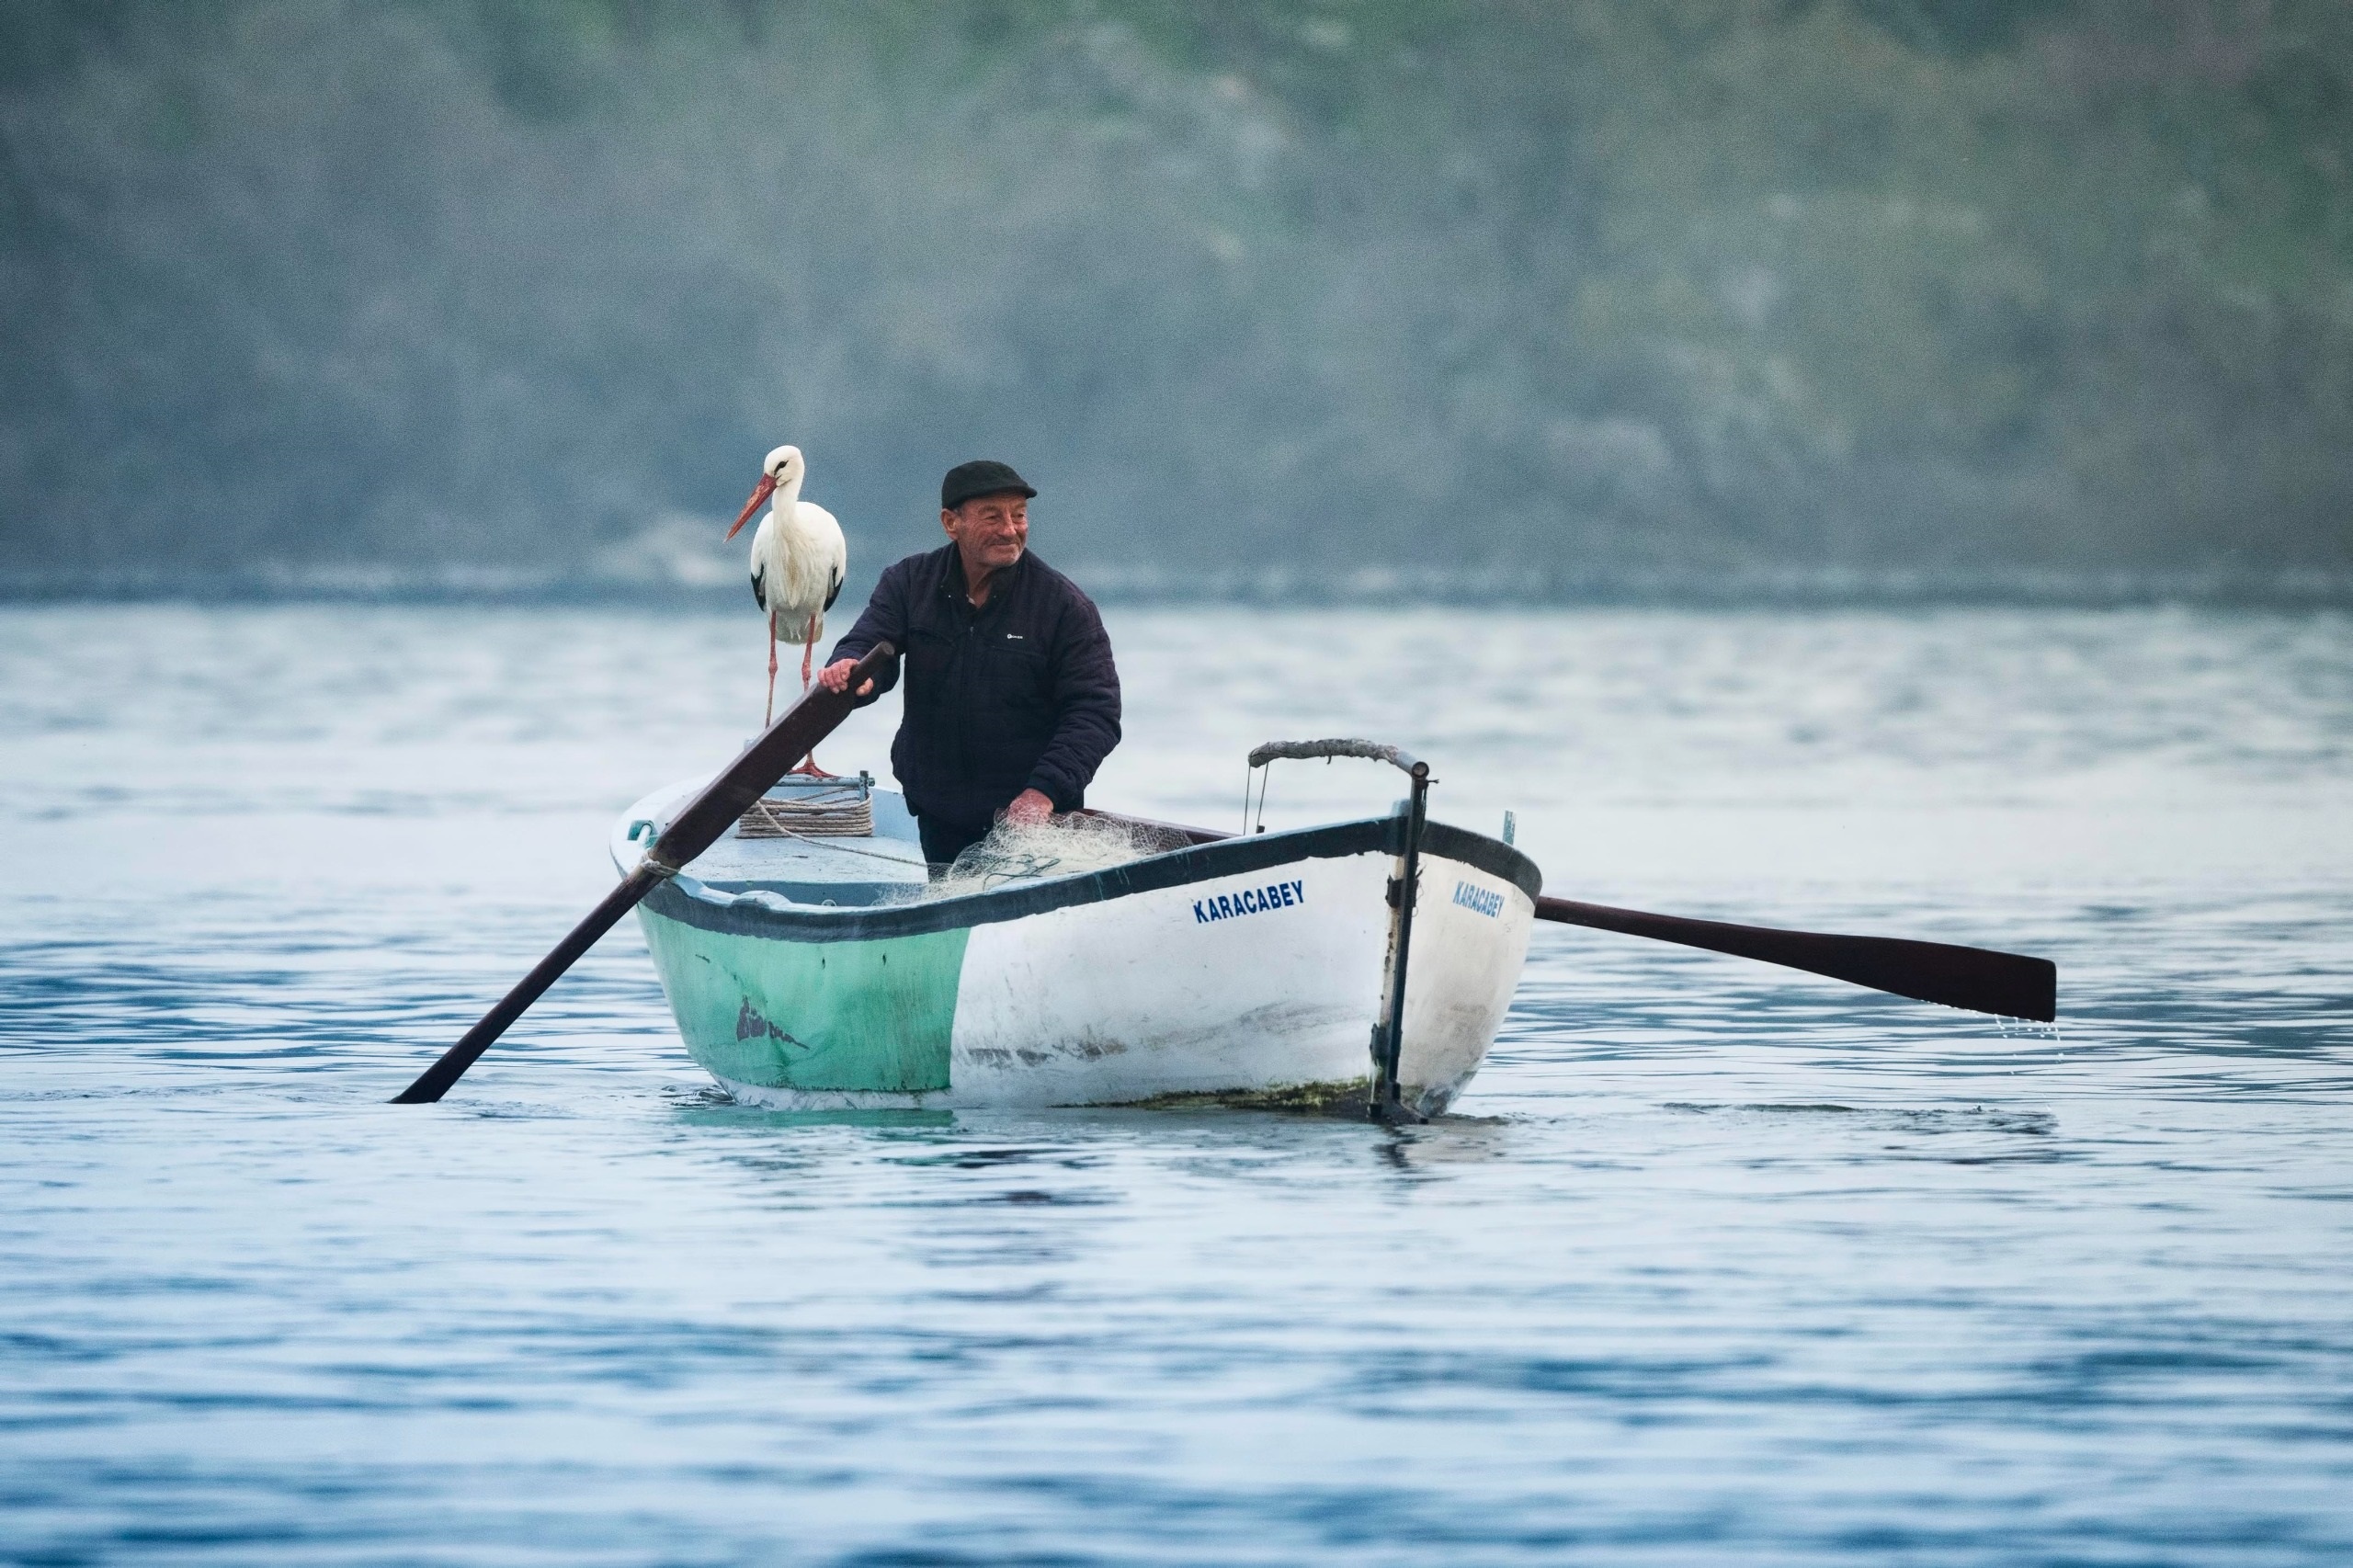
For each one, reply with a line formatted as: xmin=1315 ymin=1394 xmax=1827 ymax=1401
xmin=737 ymin=784 xmax=874 ymax=838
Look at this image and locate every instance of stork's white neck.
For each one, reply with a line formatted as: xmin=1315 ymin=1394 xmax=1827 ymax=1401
xmin=773 ymin=470 xmax=804 ymax=514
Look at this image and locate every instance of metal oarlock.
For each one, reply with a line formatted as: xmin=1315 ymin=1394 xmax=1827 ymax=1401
xmin=1246 ymin=738 xmax=1436 ymax=1126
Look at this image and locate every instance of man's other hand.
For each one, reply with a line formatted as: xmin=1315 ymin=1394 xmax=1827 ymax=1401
xmin=1004 ymin=789 xmax=1054 ymax=826
xmin=817 ymin=658 xmax=874 ymax=697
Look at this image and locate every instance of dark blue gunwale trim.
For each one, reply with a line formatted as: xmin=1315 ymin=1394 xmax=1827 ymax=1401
xmin=641 ymin=815 xmax=1542 ymax=944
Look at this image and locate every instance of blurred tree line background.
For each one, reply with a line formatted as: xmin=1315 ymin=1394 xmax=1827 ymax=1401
xmin=2 ymin=0 xmax=2347 ymax=596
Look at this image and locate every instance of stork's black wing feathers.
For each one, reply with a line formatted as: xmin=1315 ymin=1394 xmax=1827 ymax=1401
xmin=824 ymin=567 xmax=843 ymax=613
xmin=750 ymin=571 xmax=766 ymax=611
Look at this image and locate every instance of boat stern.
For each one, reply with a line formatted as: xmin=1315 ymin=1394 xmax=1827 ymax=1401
xmin=1394 ymin=828 xmax=1540 ymax=1116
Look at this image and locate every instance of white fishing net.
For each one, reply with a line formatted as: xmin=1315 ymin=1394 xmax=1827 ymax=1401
xmin=893 ymin=814 xmax=1176 ymax=902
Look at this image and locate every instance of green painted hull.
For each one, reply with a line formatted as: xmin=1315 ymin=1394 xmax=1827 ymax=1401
xmin=637 ymin=909 xmax=970 ymax=1094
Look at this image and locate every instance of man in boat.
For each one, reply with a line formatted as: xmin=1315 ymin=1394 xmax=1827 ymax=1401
xmin=817 ymin=460 xmax=1121 ymax=867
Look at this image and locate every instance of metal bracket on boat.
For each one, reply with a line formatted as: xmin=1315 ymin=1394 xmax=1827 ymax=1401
xmin=1372 ymin=757 xmax=1433 ymax=1126
xmin=1252 ymin=739 xmax=1430 ymax=1125
xmin=626 ymin=816 xmax=680 ymax=879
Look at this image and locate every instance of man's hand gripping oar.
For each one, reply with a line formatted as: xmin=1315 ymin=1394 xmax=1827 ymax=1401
xmin=391 ymin=642 xmax=895 ymax=1105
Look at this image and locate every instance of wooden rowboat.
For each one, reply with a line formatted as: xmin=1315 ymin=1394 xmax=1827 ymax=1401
xmin=613 ymin=751 xmax=1538 ymax=1117
xmin=394 ymin=646 xmax=2052 ymax=1111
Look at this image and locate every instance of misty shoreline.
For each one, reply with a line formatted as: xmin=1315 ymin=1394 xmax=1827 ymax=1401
xmin=7 ymin=4 xmax=2348 ymax=587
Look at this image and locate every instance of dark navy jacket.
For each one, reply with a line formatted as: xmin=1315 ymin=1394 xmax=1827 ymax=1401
xmin=827 ymin=544 xmax=1121 ymax=833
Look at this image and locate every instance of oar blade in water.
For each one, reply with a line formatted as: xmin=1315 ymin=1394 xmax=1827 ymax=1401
xmin=1535 ymin=896 xmax=2056 ymax=1022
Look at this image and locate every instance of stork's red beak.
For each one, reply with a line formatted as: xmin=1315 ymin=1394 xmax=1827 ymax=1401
xmin=727 ymin=473 xmax=778 ymax=540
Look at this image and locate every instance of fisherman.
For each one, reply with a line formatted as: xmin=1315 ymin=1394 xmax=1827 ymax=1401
xmin=817 ymin=460 xmax=1121 ymax=868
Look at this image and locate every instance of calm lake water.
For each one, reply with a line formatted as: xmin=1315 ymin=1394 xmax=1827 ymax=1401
xmin=5 ymin=602 xmax=2350 ymax=1565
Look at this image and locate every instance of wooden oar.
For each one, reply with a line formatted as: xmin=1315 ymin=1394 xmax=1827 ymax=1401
xmin=1535 ymin=895 xmax=2056 ymax=1022
xmin=391 ymin=642 xmax=897 ymax=1105
xmin=1085 ymin=804 xmax=2056 ymax=1021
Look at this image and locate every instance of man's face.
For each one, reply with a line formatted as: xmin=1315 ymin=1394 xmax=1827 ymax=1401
xmin=943 ymin=494 xmax=1029 ymax=572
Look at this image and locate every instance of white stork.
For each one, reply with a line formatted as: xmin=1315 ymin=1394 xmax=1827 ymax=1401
xmin=726 ymin=444 xmax=847 ymax=766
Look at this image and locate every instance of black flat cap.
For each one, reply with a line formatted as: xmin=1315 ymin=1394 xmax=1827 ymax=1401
xmin=941 ymin=459 xmax=1037 ymax=511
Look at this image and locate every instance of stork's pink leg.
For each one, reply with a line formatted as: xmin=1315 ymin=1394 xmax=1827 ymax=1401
xmin=764 ymin=608 xmax=779 ymax=729
xmin=791 ymin=632 xmax=830 ymax=776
